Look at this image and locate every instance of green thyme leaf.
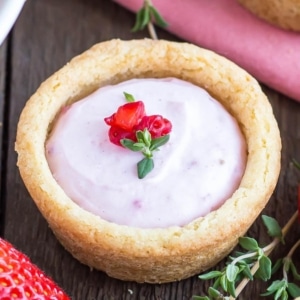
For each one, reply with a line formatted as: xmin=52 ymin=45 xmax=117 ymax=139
xmin=226 ymin=265 xmax=239 ymax=282
xmin=192 ymin=296 xmax=210 ymax=300
xmin=121 ymin=129 xmax=170 ymax=179
xmin=131 ymin=7 xmax=147 ymax=32
xmin=131 ymin=5 xmax=151 ymax=32
xmin=220 ymin=274 xmax=228 ymax=292
xmin=262 ymin=280 xmax=288 ymax=296
xmin=136 ymin=130 xmax=144 ymax=143
xmin=255 ymin=255 xmax=272 ymax=281
xmin=198 ymin=271 xmax=223 ymax=280
xmin=290 ymin=261 xmax=300 ymax=280
xmin=136 ymin=129 xmax=151 ymax=147
xmin=257 ymin=247 xmax=264 ymax=259
xmin=292 ymin=158 xmax=300 ymax=170
xmin=135 ymin=130 xmax=152 ymax=156
xmin=141 ymin=5 xmax=151 ymax=28
xmin=283 ymin=257 xmax=292 ymax=273
xmin=241 ymin=264 xmax=253 ymax=280
xmin=272 ymin=258 xmax=283 ymax=275
xmin=262 ymin=215 xmax=283 ymax=241
xmin=121 ymin=139 xmax=143 ymax=151
xmin=227 ymin=280 xmax=236 ymax=298
xmin=133 ymin=142 xmax=146 ymax=148
xmin=279 ymin=289 xmax=289 ymax=300
xmin=261 ymin=289 xmax=274 ymax=296
xmin=131 ymin=0 xmax=168 ymax=39
xmin=150 ymin=134 xmax=170 ymax=151
xmin=275 ymin=286 xmax=286 ymax=300
xmin=212 ymin=276 xmax=221 ymax=289
xmin=137 ymin=157 xmax=154 ymax=179
xmin=287 ymin=282 xmax=300 ymax=298
xmin=142 ymin=129 xmax=152 ymax=147
xmin=149 ymin=5 xmax=168 ymax=27
xmin=208 ymin=287 xmax=222 ymax=298
xmin=123 ymin=92 xmax=135 ymax=102
xmin=238 ymin=237 xmax=259 ymax=251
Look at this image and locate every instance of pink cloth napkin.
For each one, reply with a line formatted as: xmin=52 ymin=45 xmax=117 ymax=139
xmin=114 ymin=0 xmax=300 ymax=102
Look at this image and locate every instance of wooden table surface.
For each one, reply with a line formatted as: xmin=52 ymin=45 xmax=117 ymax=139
xmin=1 ymin=0 xmax=300 ymax=299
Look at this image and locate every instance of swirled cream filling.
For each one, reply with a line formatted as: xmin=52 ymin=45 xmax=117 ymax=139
xmin=46 ymin=78 xmax=247 ymax=228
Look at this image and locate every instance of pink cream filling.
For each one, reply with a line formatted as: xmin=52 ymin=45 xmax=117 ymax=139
xmin=46 ymin=78 xmax=247 ymax=228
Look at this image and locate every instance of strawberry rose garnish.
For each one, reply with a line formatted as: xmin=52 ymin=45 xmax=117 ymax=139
xmin=104 ymin=92 xmax=172 ymax=179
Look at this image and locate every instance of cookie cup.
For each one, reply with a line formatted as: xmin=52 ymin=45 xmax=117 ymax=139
xmin=15 ymin=39 xmax=281 ymax=283
xmin=238 ymin=0 xmax=300 ymax=31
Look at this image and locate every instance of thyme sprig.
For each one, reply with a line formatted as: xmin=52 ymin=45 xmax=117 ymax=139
xmin=120 ymin=91 xmax=171 ymax=179
xmin=121 ymin=129 xmax=169 ymax=179
xmin=262 ymin=238 xmax=300 ymax=300
xmin=132 ymin=0 xmax=168 ymax=39
xmin=194 ymin=211 xmax=300 ymax=300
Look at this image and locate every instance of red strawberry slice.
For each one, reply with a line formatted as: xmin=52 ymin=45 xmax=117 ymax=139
xmin=108 ymin=126 xmax=136 ymax=146
xmin=104 ymin=101 xmax=145 ymax=131
xmin=135 ymin=115 xmax=172 ymax=139
xmin=0 ymin=238 xmax=69 ymax=299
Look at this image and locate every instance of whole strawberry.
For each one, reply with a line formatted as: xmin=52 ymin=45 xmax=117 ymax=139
xmin=0 ymin=238 xmax=70 ymax=300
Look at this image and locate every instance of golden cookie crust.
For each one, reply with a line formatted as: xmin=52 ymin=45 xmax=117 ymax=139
xmin=238 ymin=0 xmax=300 ymax=31
xmin=15 ymin=39 xmax=281 ymax=283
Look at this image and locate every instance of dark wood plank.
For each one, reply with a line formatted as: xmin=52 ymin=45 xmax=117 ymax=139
xmin=0 ymin=39 xmax=8 ymax=235
xmin=2 ymin=0 xmax=300 ymax=299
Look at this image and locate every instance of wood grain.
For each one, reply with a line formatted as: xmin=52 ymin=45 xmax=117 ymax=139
xmin=2 ymin=0 xmax=300 ymax=299
xmin=0 ymin=40 xmax=7 ymax=235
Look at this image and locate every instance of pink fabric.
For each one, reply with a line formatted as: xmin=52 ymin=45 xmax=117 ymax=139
xmin=114 ymin=0 xmax=300 ymax=102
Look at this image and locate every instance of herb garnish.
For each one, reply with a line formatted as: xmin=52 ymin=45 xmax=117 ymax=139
xmin=104 ymin=92 xmax=172 ymax=179
xmin=132 ymin=0 xmax=168 ymax=39
xmin=194 ymin=211 xmax=300 ymax=300
xmin=121 ymin=129 xmax=169 ymax=179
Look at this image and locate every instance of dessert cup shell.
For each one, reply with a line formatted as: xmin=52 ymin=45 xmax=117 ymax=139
xmin=15 ymin=39 xmax=281 ymax=283
xmin=238 ymin=0 xmax=300 ymax=31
